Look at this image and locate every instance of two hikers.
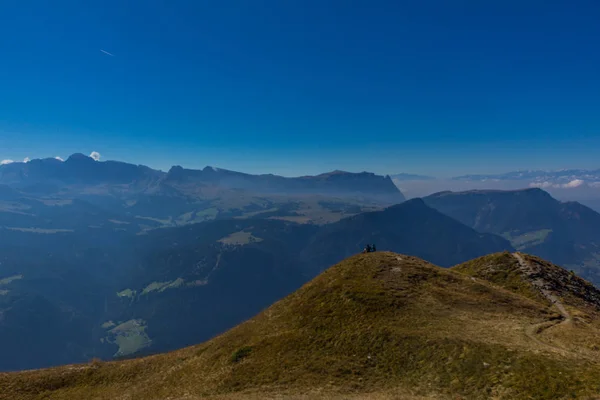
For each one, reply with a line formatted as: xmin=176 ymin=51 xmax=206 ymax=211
xmin=362 ymin=244 xmax=377 ymax=254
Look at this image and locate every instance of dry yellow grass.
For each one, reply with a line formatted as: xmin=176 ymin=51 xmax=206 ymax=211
xmin=3 ymin=252 xmax=600 ymax=400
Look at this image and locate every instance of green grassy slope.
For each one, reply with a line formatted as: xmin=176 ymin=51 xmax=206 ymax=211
xmin=2 ymin=252 xmax=600 ymax=400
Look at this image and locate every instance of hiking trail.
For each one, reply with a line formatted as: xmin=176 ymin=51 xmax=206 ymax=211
xmin=512 ymin=252 xmax=572 ymax=354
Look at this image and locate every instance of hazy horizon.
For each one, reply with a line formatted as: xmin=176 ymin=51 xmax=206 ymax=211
xmin=2 ymin=151 xmax=600 ymax=180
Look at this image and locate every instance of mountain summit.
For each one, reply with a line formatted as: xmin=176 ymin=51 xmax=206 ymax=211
xmin=3 ymin=252 xmax=600 ymax=399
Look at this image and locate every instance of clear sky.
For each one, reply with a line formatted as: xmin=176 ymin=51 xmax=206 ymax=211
xmin=0 ymin=1 xmax=599 ymax=177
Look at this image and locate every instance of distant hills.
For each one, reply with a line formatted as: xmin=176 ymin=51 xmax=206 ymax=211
xmin=392 ymin=168 xmax=600 ymax=214
xmin=0 ymin=199 xmax=516 ymax=371
xmin=110 ymin=199 xmax=511 ymax=360
xmin=452 ymin=168 xmax=600 ymax=188
xmin=3 ymin=251 xmax=600 ymax=399
xmin=391 ymin=168 xmax=600 ymax=187
xmin=423 ymin=188 xmax=600 ymax=283
xmin=453 ymin=168 xmax=600 ymax=181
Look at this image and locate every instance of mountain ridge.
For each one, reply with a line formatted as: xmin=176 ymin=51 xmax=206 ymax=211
xmin=3 ymin=251 xmax=600 ymax=399
xmin=165 ymin=165 xmax=404 ymax=203
xmin=423 ymin=188 xmax=600 ymax=283
xmin=0 ymin=154 xmax=405 ymax=204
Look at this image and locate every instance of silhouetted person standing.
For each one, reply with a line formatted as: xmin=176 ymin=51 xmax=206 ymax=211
xmin=372 ymin=244 xmax=376 ymax=252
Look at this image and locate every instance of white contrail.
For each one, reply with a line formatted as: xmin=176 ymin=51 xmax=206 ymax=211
xmin=100 ymin=49 xmax=115 ymax=57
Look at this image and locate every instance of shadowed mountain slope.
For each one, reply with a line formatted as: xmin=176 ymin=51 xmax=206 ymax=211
xmin=424 ymin=188 xmax=600 ymax=284
xmin=301 ymin=198 xmax=513 ymax=275
xmin=0 ymin=204 xmax=515 ymax=372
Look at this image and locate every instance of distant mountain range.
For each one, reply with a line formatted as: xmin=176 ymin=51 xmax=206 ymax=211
xmin=0 ymin=154 xmax=164 ymax=186
xmin=166 ymin=166 xmax=405 ymax=203
xmin=452 ymin=169 xmax=600 ymax=188
xmin=393 ymin=168 xmax=600 ymax=214
xmin=5 ymin=156 xmax=598 ymax=194
xmin=392 ymin=168 xmax=600 ymax=188
xmin=0 ymin=154 xmax=404 ymax=205
xmin=0 ymin=154 xmax=407 ymax=229
xmin=423 ymin=188 xmax=600 ymax=282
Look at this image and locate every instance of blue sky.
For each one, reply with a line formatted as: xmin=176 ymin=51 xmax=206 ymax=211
xmin=0 ymin=0 xmax=599 ymax=177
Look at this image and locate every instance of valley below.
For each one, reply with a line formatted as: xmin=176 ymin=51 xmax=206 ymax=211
xmin=1 ymin=155 xmax=600 ymax=400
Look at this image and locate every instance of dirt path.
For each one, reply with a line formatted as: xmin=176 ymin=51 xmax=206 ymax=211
xmin=512 ymin=253 xmax=572 ymax=353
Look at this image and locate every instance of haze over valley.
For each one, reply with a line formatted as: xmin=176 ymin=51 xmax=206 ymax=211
xmin=1 ymin=154 xmax=600 ymax=377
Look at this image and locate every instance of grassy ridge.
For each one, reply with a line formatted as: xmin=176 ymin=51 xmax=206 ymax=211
xmin=2 ymin=252 xmax=600 ymax=399
xmin=451 ymin=251 xmax=546 ymax=302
